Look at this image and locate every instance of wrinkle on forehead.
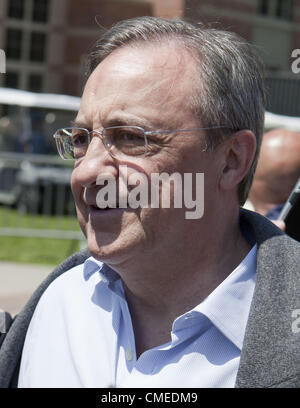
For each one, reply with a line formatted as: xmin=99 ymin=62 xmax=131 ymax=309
xmin=82 ymin=41 xmax=197 ymax=117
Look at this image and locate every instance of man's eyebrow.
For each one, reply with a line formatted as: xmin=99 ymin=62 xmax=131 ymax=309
xmin=104 ymin=115 xmax=163 ymax=130
xmin=70 ymin=120 xmax=89 ymax=128
xmin=70 ymin=116 xmax=166 ymax=130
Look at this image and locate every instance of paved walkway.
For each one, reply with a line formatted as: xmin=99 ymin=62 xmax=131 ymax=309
xmin=0 ymin=262 xmax=54 ymax=316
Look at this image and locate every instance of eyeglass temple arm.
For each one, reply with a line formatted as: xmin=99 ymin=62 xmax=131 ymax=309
xmin=145 ymin=126 xmax=228 ymax=136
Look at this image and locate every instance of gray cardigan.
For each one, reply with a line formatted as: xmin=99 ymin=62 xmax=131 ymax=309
xmin=0 ymin=209 xmax=299 ymax=388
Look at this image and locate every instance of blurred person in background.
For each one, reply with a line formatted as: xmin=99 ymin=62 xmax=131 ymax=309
xmin=19 ymin=113 xmax=47 ymax=154
xmin=249 ymin=128 xmax=300 ymax=220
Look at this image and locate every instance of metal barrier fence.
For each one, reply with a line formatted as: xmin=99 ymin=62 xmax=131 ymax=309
xmin=265 ymin=77 xmax=300 ymax=117
xmin=0 ymin=152 xmax=85 ymax=246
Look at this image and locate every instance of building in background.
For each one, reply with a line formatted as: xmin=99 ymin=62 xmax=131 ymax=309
xmin=0 ymin=0 xmax=299 ymax=116
xmin=0 ymin=0 xmax=184 ymax=96
xmin=0 ymin=0 xmax=154 ymax=96
xmin=184 ymin=0 xmax=300 ymax=116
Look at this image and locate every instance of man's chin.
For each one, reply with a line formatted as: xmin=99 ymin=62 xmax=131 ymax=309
xmin=84 ymin=227 xmax=128 ymax=265
xmin=77 ymin=215 xmax=121 ymax=256
xmin=87 ymin=241 xmax=114 ymax=262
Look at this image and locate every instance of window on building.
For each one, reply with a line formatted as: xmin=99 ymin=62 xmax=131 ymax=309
xmin=28 ymin=73 xmax=43 ymax=92
xmin=7 ymin=0 xmax=25 ymax=19
xmin=276 ymin=0 xmax=292 ymax=20
xmin=6 ymin=28 xmax=23 ymax=59
xmin=259 ymin=0 xmax=268 ymax=15
xmin=4 ymin=72 xmax=19 ymax=88
xmin=29 ymin=32 xmax=46 ymax=62
xmin=32 ymin=0 xmax=50 ymax=23
xmin=257 ymin=0 xmax=293 ymax=20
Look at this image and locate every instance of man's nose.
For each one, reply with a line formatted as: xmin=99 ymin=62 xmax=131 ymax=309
xmin=71 ymin=137 xmax=118 ymax=189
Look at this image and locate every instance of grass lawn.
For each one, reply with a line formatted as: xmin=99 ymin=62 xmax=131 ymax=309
xmin=0 ymin=207 xmax=82 ymax=265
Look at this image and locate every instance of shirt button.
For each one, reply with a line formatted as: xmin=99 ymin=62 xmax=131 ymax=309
xmin=126 ymin=349 xmax=134 ymax=361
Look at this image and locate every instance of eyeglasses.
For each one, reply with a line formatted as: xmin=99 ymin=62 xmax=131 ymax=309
xmin=53 ymin=125 xmax=228 ymax=160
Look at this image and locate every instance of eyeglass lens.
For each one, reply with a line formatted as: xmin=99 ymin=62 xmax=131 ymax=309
xmin=55 ymin=126 xmax=148 ymax=160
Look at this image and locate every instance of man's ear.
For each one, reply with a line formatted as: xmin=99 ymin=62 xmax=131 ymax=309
xmin=219 ymin=130 xmax=256 ymax=192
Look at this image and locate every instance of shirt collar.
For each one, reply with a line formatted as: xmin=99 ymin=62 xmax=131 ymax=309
xmin=83 ymin=244 xmax=257 ymax=351
xmin=83 ymin=257 xmax=119 ymax=283
xmin=197 ymin=244 xmax=257 ymax=350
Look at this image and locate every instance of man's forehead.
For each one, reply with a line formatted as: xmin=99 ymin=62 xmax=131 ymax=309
xmin=99 ymin=45 xmax=179 ymax=73
xmin=78 ymin=42 xmax=197 ymax=126
xmin=84 ymin=42 xmax=195 ymax=93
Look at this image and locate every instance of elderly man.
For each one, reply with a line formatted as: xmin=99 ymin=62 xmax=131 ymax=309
xmin=0 ymin=17 xmax=299 ymax=388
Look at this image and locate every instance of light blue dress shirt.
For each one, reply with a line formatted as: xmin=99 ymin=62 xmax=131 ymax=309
xmin=18 ymin=245 xmax=257 ymax=388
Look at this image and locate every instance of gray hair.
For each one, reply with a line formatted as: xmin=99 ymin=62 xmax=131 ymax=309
xmin=85 ymin=16 xmax=266 ymax=205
